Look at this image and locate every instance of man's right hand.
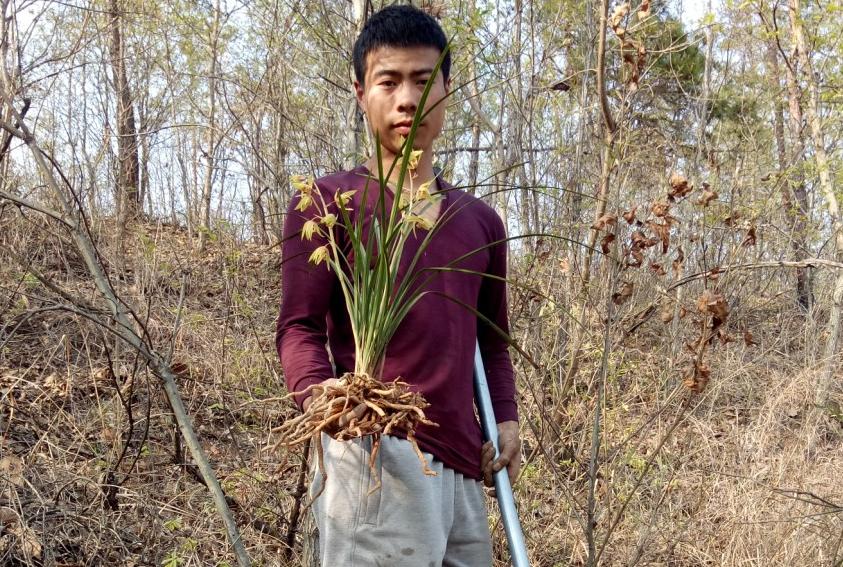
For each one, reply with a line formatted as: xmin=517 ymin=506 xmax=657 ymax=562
xmin=302 ymin=378 xmax=368 ymax=437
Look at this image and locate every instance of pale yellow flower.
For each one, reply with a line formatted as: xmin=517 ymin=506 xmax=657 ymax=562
xmin=402 ymin=213 xmax=433 ymax=231
xmin=320 ymin=213 xmax=337 ymax=228
xmin=301 ymin=219 xmax=319 ymax=241
xmin=308 ymin=245 xmax=330 ymax=266
xmin=295 ymin=193 xmax=313 ymax=212
xmin=416 ymin=179 xmax=434 ymax=200
xmin=291 ymin=174 xmax=314 ymax=194
xmin=406 ymin=149 xmax=423 ymax=171
xmin=397 ymin=192 xmax=411 ymax=210
xmin=335 ymin=190 xmax=356 ymax=207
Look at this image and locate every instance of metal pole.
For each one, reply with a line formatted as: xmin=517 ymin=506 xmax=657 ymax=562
xmin=473 ymin=341 xmax=530 ymax=567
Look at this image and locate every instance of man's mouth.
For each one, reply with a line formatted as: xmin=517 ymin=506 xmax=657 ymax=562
xmin=392 ymin=121 xmax=419 ymax=136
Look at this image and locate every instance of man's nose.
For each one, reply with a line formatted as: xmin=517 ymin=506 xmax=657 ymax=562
xmin=395 ymin=81 xmax=419 ymax=114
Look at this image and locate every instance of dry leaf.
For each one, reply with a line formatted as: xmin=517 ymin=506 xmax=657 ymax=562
xmin=679 ymin=306 xmax=688 ymax=318
xmin=669 ymin=171 xmax=690 ymax=194
xmin=610 ymin=2 xmax=631 ymax=32
xmin=646 ymin=221 xmax=670 ymax=253
xmin=660 ymin=306 xmax=674 ymax=323
xmin=622 ymin=206 xmax=638 ymax=224
xmin=683 ymin=359 xmax=711 ymax=393
xmin=697 ymin=189 xmax=718 ymax=206
xmin=612 ymin=281 xmax=634 ymax=305
xmin=672 ymin=246 xmax=685 ymax=275
xmin=0 ymin=456 xmax=23 ymax=486
xmin=601 ymin=233 xmax=616 ymax=254
xmin=744 ymin=330 xmax=756 ymax=346
xmin=668 ymin=172 xmax=693 ymax=201
xmin=724 ymin=212 xmax=742 ymax=227
xmin=631 ymin=230 xmax=648 ymax=246
xmin=697 ymin=290 xmax=730 ymax=322
xmin=742 ymin=226 xmax=757 ymax=247
xmin=628 ymin=247 xmax=644 ymax=267
xmin=592 ymin=213 xmax=618 ymax=231
xmin=651 ymin=201 xmax=670 ymax=217
xmin=649 ymin=262 xmax=666 ymax=276
xmin=638 ymin=0 xmax=651 ymax=19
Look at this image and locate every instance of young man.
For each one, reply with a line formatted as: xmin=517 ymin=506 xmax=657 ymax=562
xmin=276 ymin=5 xmax=520 ymax=565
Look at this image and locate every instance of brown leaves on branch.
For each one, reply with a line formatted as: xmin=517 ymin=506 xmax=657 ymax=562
xmin=744 ymin=330 xmax=757 ymax=346
xmin=742 ymin=225 xmax=757 ymax=247
xmin=651 ymin=201 xmax=670 ymax=217
xmin=696 ymin=182 xmax=718 ymax=207
xmin=610 ymin=2 xmax=631 ymax=33
xmin=623 ymin=206 xmax=638 ymax=224
xmin=668 ymin=172 xmax=693 ymax=201
xmin=683 ymin=358 xmax=711 ymax=393
xmin=609 ymin=2 xmax=647 ymax=91
xmin=672 ymin=246 xmax=685 ymax=275
xmin=696 ymin=290 xmax=729 ymax=322
xmin=646 ymin=220 xmax=671 ymax=253
xmin=592 ymin=213 xmax=617 ymax=231
xmin=601 ymin=233 xmax=616 ymax=254
xmin=613 ymin=281 xmax=634 ymax=305
xmin=724 ymin=212 xmax=741 ymax=227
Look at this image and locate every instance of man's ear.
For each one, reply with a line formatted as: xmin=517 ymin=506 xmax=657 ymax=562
xmin=354 ymin=80 xmax=366 ymax=113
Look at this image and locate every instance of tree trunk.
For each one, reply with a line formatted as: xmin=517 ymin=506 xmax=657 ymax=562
xmin=108 ymin=0 xmax=141 ymax=223
xmin=198 ymin=0 xmax=221 ymax=251
xmin=773 ymin=16 xmax=814 ymax=311
xmin=561 ymin=0 xmax=617 ymax=400
xmin=345 ymin=0 xmax=367 ymax=169
xmin=789 ymin=0 xmax=843 ymax=406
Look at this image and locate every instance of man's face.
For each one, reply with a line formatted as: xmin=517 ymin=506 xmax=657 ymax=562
xmin=355 ymin=45 xmax=449 ymax=160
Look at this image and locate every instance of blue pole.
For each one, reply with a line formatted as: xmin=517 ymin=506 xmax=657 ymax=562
xmin=473 ymin=341 xmax=530 ymax=567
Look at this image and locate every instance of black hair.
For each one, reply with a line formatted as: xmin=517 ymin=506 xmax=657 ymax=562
xmin=352 ymin=4 xmax=451 ymax=86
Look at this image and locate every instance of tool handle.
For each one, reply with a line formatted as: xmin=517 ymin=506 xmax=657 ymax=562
xmin=473 ymin=341 xmax=530 ymax=567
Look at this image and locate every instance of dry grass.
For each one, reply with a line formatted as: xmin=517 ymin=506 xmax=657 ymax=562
xmin=1 ymin=216 xmax=841 ymax=566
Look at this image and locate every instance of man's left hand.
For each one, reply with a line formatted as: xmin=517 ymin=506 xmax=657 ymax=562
xmin=481 ymin=420 xmax=521 ymax=496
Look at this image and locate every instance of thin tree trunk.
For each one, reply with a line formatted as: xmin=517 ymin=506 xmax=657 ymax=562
xmin=199 ymin=0 xmax=221 ymax=251
xmin=108 ymin=0 xmax=140 ymax=223
xmin=561 ymin=0 xmax=617 ymax=399
xmin=789 ymin=0 xmax=843 ymax=406
xmin=345 ymin=0 xmax=367 ymax=169
xmin=773 ymin=13 xmax=814 ymax=311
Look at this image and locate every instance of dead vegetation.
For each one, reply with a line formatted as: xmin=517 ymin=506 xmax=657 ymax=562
xmin=1 ymin=211 xmax=840 ymax=566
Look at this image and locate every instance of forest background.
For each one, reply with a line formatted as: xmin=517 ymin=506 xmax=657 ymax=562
xmin=0 ymin=0 xmax=842 ymax=565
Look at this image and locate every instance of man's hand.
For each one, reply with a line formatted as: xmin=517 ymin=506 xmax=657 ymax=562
xmin=302 ymin=378 xmax=367 ymax=437
xmin=481 ymin=420 xmax=521 ymax=496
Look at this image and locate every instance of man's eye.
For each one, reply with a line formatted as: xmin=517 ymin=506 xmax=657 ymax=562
xmin=381 ymin=81 xmax=396 ymax=87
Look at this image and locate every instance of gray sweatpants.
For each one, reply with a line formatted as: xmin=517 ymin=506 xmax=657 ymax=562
xmin=310 ymin=433 xmax=493 ymax=567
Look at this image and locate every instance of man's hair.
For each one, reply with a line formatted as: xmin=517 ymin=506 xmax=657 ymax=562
xmin=352 ymin=4 xmax=451 ymax=86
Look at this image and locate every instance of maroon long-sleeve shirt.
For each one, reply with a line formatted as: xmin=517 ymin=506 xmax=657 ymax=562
xmin=275 ymin=165 xmax=517 ymax=479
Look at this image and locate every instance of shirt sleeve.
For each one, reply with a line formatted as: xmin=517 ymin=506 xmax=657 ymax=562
xmin=476 ymin=210 xmax=518 ymax=423
xmin=275 ymin=184 xmax=336 ymax=409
